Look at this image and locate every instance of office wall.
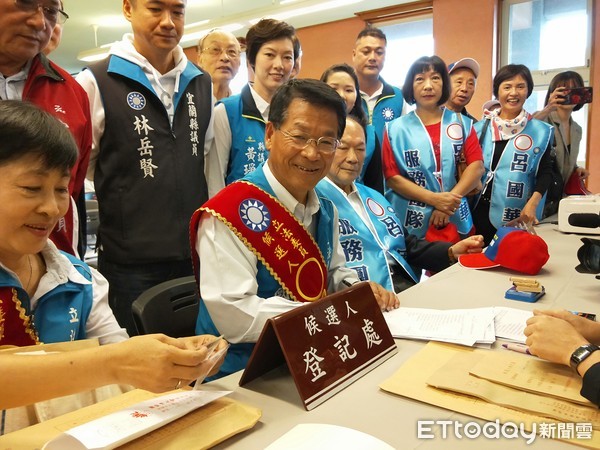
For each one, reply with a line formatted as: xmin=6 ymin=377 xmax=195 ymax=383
xmin=433 ymin=0 xmax=498 ymax=118
xmin=295 ymin=18 xmax=364 ymax=78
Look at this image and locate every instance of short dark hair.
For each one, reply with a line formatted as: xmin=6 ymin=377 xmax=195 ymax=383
xmin=320 ymin=63 xmax=367 ymax=125
xmin=245 ymin=18 xmax=296 ymax=70
xmin=356 ymin=26 xmax=387 ymax=45
xmin=545 ymin=70 xmax=586 ymax=111
xmin=269 ymin=79 xmax=347 ymax=139
xmin=0 ymin=101 xmax=77 ymax=171
xmin=402 ymin=55 xmax=450 ymax=106
xmin=493 ymin=64 xmax=534 ymax=99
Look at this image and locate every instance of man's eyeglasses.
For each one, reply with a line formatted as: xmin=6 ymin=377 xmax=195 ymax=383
xmin=15 ymin=0 xmax=69 ymax=25
xmin=202 ymin=46 xmax=240 ymax=59
xmin=278 ymin=129 xmax=340 ymax=154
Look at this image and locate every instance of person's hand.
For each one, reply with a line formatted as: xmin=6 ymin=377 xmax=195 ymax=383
xmin=519 ymin=202 xmax=539 ymax=226
xmin=533 ymin=87 xmax=567 ymax=121
xmin=524 ymin=315 xmax=589 ymax=366
xmin=108 ymin=334 xmax=220 ymax=392
xmin=450 ymin=235 xmax=484 ymax=257
xmin=575 ymin=166 xmax=590 ymax=181
xmin=430 ymin=192 xmax=461 ymax=215
xmin=547 ymin=86 xmax=567 ymax=110
xmin=368 ymin=281 xmax=399 ymax=312
xmin=429 ymin=209 xmax=450 ymax=228
xmin=178 ymin=335 xmax=228 ymax=378
xmin=533 ymin=310 xmax=600 ymax=343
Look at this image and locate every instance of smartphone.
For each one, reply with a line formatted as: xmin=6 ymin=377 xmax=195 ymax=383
xmin=562 ymin=86 xmax=593 ymax=105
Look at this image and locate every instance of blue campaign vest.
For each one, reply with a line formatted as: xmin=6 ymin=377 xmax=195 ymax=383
xmin=384 ymin=109 xmax=474 ymax=238
xmin=474 ymin=118 xmax=552 ymax=228
xmin=0 ymin=252 xmax=94 ymax=344
xmin=317 ymin=179 xmax=418 ymax=292
xmin=221 ymin=85 xmax=267 ymax=185
xmin=362 ymin=79 xmax=404 ymax=146
xmin=195 ymin=164 xmax=336 ymax=378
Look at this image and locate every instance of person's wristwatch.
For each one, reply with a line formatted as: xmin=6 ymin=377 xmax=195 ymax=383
xmin=569 ymin=344 xmax=600 ymax=371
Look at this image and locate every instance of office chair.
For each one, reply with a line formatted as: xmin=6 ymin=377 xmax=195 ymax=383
xmin=131 ymin=276 xmax=199 ymax=338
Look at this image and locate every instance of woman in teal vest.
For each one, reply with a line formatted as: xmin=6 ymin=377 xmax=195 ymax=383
xmin=472 ymin=64 xmax=553 ymax=244
xmin=320 ymin=63 xmax=384 ymax=194
xmin=382 ymin=56 xmax=484 ymax=241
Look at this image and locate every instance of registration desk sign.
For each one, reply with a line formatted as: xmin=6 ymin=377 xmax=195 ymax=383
xmin=239 ymin=282 xmax=397 ymax=410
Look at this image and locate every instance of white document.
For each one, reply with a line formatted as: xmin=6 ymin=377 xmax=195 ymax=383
xmin=493 ymin=306 xmax=533 ymax=343
xmin=384 ymin=307 xmax=496 ymax=347
xmin=265 ymin=423 xmax=395 ymax=450
xmin=42 ymin=390 xmax=231 ymax=450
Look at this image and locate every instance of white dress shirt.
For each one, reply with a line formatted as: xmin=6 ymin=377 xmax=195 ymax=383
xmin=197 ymin=163 xmax=359 ymax=343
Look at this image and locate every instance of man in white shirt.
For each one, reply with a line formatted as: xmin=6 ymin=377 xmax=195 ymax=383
xmin=191 ymin=79 xmax=398 ymax=378
xmin=76 ymin=0 xmax=214 ymax=335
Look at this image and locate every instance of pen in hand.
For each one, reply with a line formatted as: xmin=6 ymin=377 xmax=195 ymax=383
xmin=502 ymin=343 xmax=532 ymax=355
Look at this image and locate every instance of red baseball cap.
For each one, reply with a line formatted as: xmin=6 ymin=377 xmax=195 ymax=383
xmin=459 ymin=227 xmax=549 ymax=275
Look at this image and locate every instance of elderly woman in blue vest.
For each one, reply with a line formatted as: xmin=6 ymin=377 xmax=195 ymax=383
xmin=318 ymin=115 xmax=484 ymax=293
xmin=472 ymin=64 xmax=554 ymax=244
xmin=320 ymin=63 xmax=384 ymax=194
xmin=382 ymin=56 xmax=484 ymax=241
xmin=206 ymin=18 xmax=296 ymax=197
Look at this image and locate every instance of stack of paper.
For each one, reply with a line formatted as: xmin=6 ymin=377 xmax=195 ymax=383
xmin=380 ymin=342 xmax=600 ymax=448
xmin=384 ymin=307 xmax=496 ymax=347
xmin=384 ymin=306 xmax=533 ymax=347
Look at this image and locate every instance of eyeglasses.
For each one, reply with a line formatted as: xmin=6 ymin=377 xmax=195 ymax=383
xmin=278 ymin=129 xmax=340 ymax=154
xmin=14 ymin=0 xmax=69 ymax=25
xmin=202 ymin=46 xmax=240 ymax=59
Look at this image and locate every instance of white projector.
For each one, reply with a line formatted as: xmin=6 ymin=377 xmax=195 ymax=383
xmin=558 ymin=195 xmax=600 ymax=235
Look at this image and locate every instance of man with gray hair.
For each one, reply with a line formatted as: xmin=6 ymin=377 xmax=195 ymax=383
xmin=197 ymin=29 xmax=242 ymax=101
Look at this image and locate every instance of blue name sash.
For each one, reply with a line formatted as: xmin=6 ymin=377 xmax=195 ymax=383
xmin=318 ymin=179 xmax=418 ymax=291
xmin=475 ymin=118 xmax=552 ymax=228
xmin=384 ymin=109 xmax=473 ymax=238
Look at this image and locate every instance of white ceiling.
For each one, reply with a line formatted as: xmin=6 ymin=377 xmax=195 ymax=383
xmin=53 ymin=0 xmax=407 ymax=73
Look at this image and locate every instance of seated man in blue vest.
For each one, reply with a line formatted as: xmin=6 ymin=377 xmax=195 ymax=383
xmin=318 ymin=115 xmax=484 ymax=293
xmin=191 ymin=79 xmax=398 ymax=378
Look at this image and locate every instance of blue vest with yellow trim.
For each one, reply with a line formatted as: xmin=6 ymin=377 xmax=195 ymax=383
xmin=384 ymin=109 xmax=474 ymax=238
xmin=362 ymin=79 xmax=404 ymax=146
xmin=195 ymin=164 xmax=336 ymax=378
xmin=474 ymin=118 xmax=552 ymax=228
xmin=221 ymin=85 xmax=267 ymax=184
xmin=317 ymin=178 xmax=417 ymax=292
xmin=0 ymin=252 xmax=94 ymax=344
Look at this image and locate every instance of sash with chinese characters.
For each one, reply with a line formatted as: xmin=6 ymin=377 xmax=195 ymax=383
xmin=0 ymin=287 xmax=39 ymax=346
xmin=191 ymin=181 xmax=328 ymax=302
